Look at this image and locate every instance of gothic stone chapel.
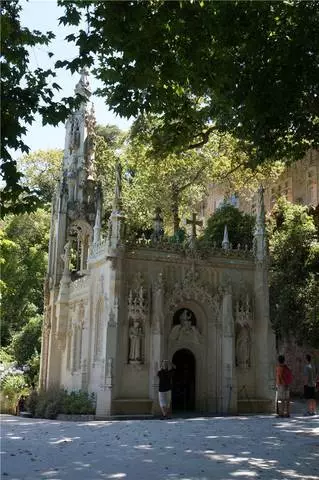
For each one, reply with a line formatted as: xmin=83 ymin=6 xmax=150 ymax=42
xmin=40 ymin=71 xmax=275 ymax=417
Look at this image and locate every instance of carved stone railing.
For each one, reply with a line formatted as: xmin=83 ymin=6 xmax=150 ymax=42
xmin=88 ymin=239 xmax=109 ymax=259
xmin=69 ymin=274 xmax=90 ymax=293
xmin=124 ymin=236 xmax=254 ymax=260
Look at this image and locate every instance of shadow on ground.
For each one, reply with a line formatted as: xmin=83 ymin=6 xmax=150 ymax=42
xmin=1 ymin=412 xmax=319 ymax=480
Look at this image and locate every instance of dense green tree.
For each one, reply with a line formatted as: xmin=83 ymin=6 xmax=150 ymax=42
xmin=17 ymin=149 xmax=63 ymax=204
xmin=10 ymin=316 xmax=42 ymax=367
xmin=201 ymin=204 xmax=255 ymax=248
xmin=0 ymin=209 xmax=50 ymax=345
xmin=269 ymin=199 xmax=319 ymax=347
xmin=1 ymin=1 xmax=79 ymax=215
xmin=109 ymin=131 xmax=282 ymax=234
xmin=58 ymin=1 xmax=319 ymax=163
xmin=96 ymin=124 xmax=126 ymax=148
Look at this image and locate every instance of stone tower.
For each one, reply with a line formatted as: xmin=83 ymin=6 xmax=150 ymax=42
xmin=39 ymin=69 xmax=97 ymax=389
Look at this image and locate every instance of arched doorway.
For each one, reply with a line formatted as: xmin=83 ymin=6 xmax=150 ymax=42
xmin=172 ymin=349 xmax=196 ymax=412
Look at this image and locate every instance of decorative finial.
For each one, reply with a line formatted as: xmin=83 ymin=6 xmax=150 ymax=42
xmin=255 ymin=185 xmax=266 ymax=235
xmin=112 ymin=160 xmax=122 ymax=213
xmin=222 ymin=224 xmax=230 ymax=250
xmin=75 ymin=68 xmax=91 ymax=101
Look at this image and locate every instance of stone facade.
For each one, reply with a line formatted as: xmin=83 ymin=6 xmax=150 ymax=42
xmin=40 ymin=73 xmax=276 ymax=416
xmin=199 ymin=150 xmax=319 ymax=221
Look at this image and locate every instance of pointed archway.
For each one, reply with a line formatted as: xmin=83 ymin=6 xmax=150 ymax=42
xmin=172 ymin=349 xmax=196 ymax=412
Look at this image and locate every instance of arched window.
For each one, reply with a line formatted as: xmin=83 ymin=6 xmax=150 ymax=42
xmin=69 ymin=221 xmax=93 ymax=274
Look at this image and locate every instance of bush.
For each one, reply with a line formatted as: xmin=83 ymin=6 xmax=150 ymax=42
xmin=32 ymin=387 xmax=64 ymax=418
xmin=10 ymin=315 xmax=42 ymax=366
xmin=201 ymin=203 xmax=255 ymax=248
xmin=62 ymin=390 xmax=95 ymax=415
xmin=0 ymin=348 xmax=14 ymax=364
xmin=0 ymin=374 xmax=28 ymax=414
xmin=26 ymin=388 xmax=95 ymax=419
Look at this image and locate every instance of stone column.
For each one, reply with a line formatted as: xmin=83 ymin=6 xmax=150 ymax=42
xmin=221 ymin=282 xmax=237 ymax=414
xmin=254 ymin=263 xmax=275 ymax=403
xmin=149 ymin=273 xmax=164 ymax=415
xmin=253 ymin=186 xmax=275 ymax=406
xmin=80 ymin=301 xmax=90 ymax=391
xmin=95 ymin=253 xmax=123 ymax=417
xmin=39 ymin=307 xmax=51 ymax=390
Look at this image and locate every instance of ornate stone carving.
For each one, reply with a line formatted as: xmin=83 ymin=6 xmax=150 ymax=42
xmin=235 ymin=293 xmax=252 ymax=368
xmin=235 ymin=293 xmax=252 ymax=327
xmin=127 ymin=278 xmax=147 ymax=364
xmin=169 ymin=308 xmax=202 ymax=344
xmin=128 ymin=319 xmax=144 ymax=363
xmin=235 ymin=323 xmax=251 ymax=369
xmin=152 ymin=272 xmax=165 ymax=334
xmin=61 ymin=241 xmax=71 ymax=274
xmin=167 ymin=268 xmax=220 ymax=322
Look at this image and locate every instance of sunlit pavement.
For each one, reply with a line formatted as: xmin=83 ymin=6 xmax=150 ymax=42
xmin=1 ymin=410 xmax=318 ymax=480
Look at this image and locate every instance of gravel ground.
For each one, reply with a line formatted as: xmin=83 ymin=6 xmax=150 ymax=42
xmin=1 ymin=407 xmax=319 ymax=480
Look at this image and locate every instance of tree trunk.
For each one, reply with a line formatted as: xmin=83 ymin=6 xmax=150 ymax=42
xmin=172 ymin=184 xmax=180 ymax=234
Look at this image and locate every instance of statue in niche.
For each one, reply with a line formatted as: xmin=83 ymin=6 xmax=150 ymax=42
xmin=236 ymin=323 xmax=251 ymax=368
xmin=61 ymin=241 xmax=71 ymax=272
xmin=128 ymin=319 xmax=143 ymax=363
xmin=170 ymin=309 xmax=202 ymax=344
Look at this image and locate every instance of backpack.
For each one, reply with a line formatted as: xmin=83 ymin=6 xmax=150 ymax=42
xmin=283 ymin=365 xmax=293 ymax=385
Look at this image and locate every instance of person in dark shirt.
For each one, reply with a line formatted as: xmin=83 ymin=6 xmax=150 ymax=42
xmin=158 ymin=360 xmax=175 ymax=419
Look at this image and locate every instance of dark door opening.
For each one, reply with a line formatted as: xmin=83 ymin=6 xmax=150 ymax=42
xmin=172 ymin=349 xmax=196 ymax=412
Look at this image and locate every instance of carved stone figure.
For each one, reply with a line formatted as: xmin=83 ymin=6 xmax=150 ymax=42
xmin=170 ymin=309 xmax=202 ymax=344
xmin=236 ymin=323 xmax=251 ymax=368
xmin=128 ymin=320 xmax=143 ymax=363
xmin=61 ymin=241 xmax=71 ymax=273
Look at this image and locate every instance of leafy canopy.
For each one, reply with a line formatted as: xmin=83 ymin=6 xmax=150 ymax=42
xmin=268 ymin=199 xmax=319 ymax=347
xmin=58 ymin=0 xmax=319 ymax=163
xmin=1 ymin=2 xmax=79 ymax=215
xmin=95 ymin=126 xmax=283 ymax=234
xmin=0 ymin=209 xmax=50 ymax=345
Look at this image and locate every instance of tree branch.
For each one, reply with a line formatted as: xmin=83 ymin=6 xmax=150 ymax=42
xmin=187 ymin=126 xmax=217 ymax=150
xmin=179 ymin=164 xmax=208 ymax=193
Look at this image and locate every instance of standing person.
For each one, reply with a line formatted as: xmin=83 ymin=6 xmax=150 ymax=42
xmin=276 ymin=355 xmax=291 ymax=418
xmin=304 ymin=354 xmax=317 ymax=416
xmin=158 ymin=360 xmax=175 ymax=419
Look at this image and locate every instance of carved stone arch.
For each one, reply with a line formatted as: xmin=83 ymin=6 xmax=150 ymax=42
xmin=167 ymin=269 xmax=221 ymax=324
xmin=69 ymin=220 xmax=93 ymax=273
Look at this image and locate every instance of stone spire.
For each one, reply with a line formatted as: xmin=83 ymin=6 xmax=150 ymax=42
xmin=112 ymin=160 xmax=122 ymax=213
xmin=93 ymin=203 xmax=101 ymax=244
xmin=253 ymin=185 xmax=267 ymax=261
xmin=93 ymin=186 xmax=102 ymax=244
xmin=62 ymin=68 xmax=96 ymax=208
xmin=75 ymin=67 xmax=91 ymax=101
xmin=222 ymin=224 xmax=230 ymax=250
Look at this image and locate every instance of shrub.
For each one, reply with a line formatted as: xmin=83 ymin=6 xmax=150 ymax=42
xmin=0 ymin=374 xmax=28 ymax=414
xmin=61 ymin=390 xmax=95 ymax=415
xmin=26 ymin=388 xmax=95 ymax=419
xmin=202 ymin=203 xmax=255 ymax=248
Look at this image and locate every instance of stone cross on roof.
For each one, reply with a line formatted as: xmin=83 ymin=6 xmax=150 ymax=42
xmin=186 ymin=213 xmax=203 ymax=240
